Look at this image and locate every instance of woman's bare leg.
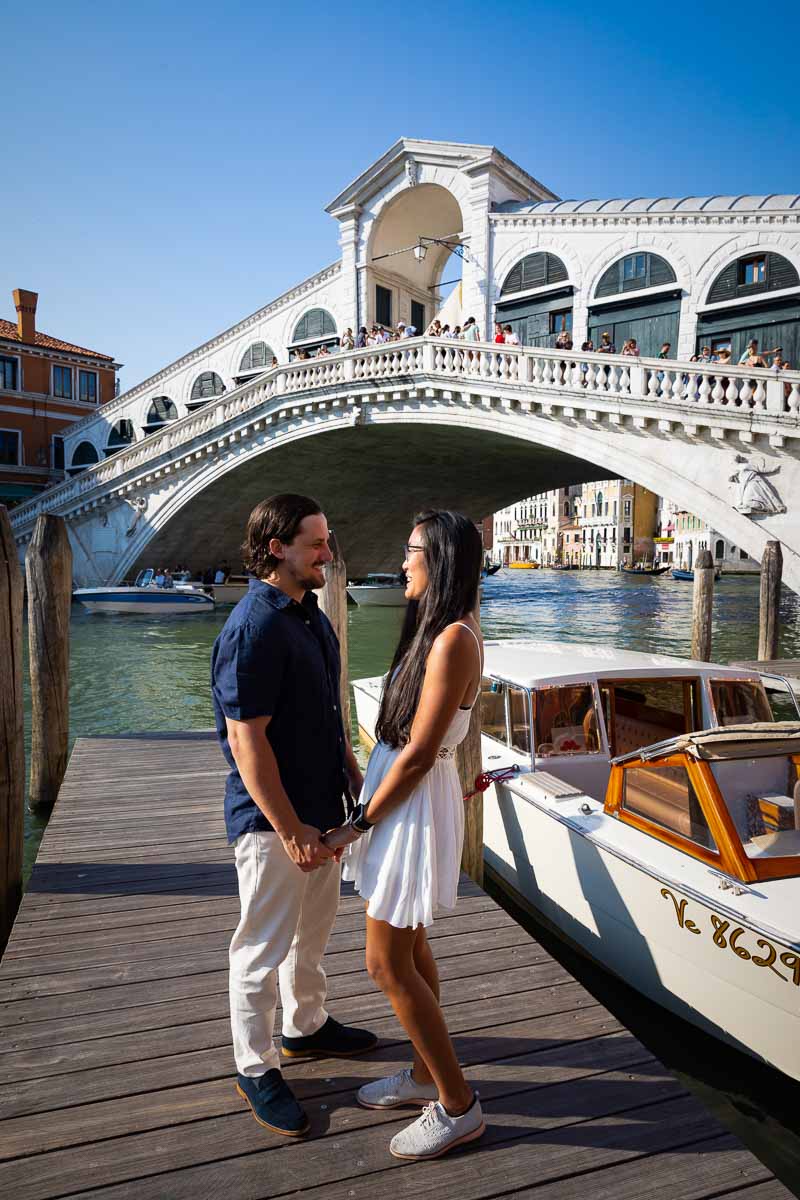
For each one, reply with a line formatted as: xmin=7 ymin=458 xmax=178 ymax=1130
xmin=410 ymin=927 xmax=438 ymax=1085
xmin=366 ymin=914 xmax=471 ymax=1114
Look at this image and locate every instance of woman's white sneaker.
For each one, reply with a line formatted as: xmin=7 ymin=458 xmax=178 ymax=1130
xmin=389 ymin=1095 xmax=485 ymax=1160
xmin=356 ymin=1068 xmax=438 ymax=1110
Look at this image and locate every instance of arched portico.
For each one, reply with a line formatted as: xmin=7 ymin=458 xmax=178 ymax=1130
xmin=364 ymin=183 xmax=465 ymax=333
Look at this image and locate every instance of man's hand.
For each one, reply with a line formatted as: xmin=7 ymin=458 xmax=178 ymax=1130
xmin=279 ymin=823 xmax=336 ymax=872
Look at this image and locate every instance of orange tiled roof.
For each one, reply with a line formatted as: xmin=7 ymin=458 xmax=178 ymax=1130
xmin=0 ymin=318 xmax=115 ymax=361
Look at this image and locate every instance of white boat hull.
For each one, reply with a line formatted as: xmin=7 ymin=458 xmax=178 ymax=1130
xmin=347 ymin=585 xmax=408 ymax=607
xmin=484 ymin=774 xmax=800 ymax=1081
xmin=352 ymin=672 xmax=800 ymax=1080
xmin=74 ymin=587 xmax=214 ymax=615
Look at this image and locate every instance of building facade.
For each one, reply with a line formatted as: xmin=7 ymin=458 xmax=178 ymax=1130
xmin=0 ymin=289 xmax=119 ymax=507
xmin=51 ymin=139 xmax=800 ymax=479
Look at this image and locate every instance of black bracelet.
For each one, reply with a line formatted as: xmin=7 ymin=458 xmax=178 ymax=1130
xmin=349 ymin=802 xmax=374 ymax=833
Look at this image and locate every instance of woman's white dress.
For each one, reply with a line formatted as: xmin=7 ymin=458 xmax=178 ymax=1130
xmin=343 ymin=625 xmax=481 ymax=930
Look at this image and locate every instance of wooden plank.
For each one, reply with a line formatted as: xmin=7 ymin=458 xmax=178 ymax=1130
xmin=0 ymin=732 xmax=782 ymax=1200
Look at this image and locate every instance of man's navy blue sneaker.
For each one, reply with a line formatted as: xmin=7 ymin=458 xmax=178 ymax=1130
xmin=236 ymin=1069 xmax=310 ymax=1136
xmin=282 ymin=1015 xmax=378 ymax=1059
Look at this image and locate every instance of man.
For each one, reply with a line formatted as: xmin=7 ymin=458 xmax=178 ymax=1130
xmin=658 ymin=342 xmax=671 ymax=359
xmin=212 ymin=494 xmax=375 ymax=1138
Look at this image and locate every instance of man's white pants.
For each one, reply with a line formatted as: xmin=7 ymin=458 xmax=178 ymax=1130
xmin=229 ymin=831 xmax=341 ymax=1076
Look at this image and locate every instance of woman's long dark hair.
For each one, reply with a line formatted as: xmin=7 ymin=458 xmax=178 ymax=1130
xmin=375 ymin=510 xmax=482 ymax=748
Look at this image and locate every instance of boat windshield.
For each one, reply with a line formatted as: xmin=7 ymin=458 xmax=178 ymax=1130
xmin=134 ymin=569 xmax=154 ymax=588
xmin=714 ymin=753 xmax=800 ymax=866
xmin=710 ymin=679 xmax=773 ymax=726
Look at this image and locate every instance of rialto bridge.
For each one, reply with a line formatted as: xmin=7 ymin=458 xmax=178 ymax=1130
xmin=9 ymin=338 xmax=800 ymax=593
xmin=7 ymin=138 xmax=800 ymax=590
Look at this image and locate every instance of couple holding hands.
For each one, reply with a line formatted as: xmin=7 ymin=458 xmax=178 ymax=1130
xmin=211 ymin=493 xmax=485 ymax=1161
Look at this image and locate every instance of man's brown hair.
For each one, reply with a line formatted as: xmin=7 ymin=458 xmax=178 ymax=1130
xmin=242 ymin=493 xmax=323 ymax=578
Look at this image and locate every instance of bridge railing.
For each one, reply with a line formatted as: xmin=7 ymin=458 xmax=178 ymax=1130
xmin=9 ymin=337 xmax=800 ymax=531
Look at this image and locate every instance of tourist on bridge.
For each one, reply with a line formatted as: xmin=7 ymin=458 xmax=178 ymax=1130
xmin=325 ymin=510 xmax=487 ymax=1160
xmin=597 ymin=331 xmax=615 ymax=353
xmin=212 ymin=494 xmax=376 ymax=1138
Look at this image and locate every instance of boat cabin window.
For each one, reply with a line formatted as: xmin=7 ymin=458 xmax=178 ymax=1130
xmin=508 ymin=687 xmax=531 ymax=756
xmin=134 ymin=569 xmax=154 ymax=587
xmin=741 ymin=756 xmax=800 ymax=864
xmin=600 ymin=678 xmax=699 ymax=757
xmin=710 ymin=679 xmax=773 ymax=726
xmin=480 ymin=678 xmax=508 ymax=744
xmin=534 ymin=685 xmax=601 ymax=757
xmin=622 ymin=764 xmax=717 ymax=851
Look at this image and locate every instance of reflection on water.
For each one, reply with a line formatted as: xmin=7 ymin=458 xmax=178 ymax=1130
xmin=17 ymin=569 xmax=800 ymax=1191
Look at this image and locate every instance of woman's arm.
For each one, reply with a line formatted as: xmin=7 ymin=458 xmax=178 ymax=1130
xmin=366 ymin=625 xmax=480 ymax=823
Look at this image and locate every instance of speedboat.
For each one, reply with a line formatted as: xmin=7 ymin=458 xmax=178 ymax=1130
xmin=353 ymin=641 xmax=800 ymax=1080
xmin=347 ymin=574 xmax=408 ymax=607
xmin=73 ymin=569 xmax=215 ymax=614
xmin=507 ymin=561 xmax=538 ymax=570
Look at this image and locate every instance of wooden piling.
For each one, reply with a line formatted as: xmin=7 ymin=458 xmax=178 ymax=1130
xmin=456 ymin=597 xmax=484 ymax=886
xmin=691 ymin=549 xmax=714 ymax=662
xmin=26 ymin=514 xmax=72 ymax=814
xmin=758 ymin=540 xmax=782 ymax=663
xmin=319 ymin=530 xmax=351 ymax=732
xmin=0 ymin=506 xmax=24 ymax=949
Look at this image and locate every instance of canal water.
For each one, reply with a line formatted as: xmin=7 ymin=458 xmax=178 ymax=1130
xmin=18 ymin=567 xmax=800 ymax=1192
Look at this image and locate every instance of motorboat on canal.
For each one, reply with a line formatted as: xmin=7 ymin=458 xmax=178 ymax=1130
xmin=347 ymin=574 xmax=408 ymax=607
xmin=621 ymin=563 xmax=670 ymax=576
xmin=353 ymin=641 xmax=800 ymax=1080
xmin=73 ymin=569 xmax=216 ymax=615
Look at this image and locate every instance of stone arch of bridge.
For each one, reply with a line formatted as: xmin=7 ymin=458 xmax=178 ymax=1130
xmin=108 ymin=407 xmax=788 ymax=588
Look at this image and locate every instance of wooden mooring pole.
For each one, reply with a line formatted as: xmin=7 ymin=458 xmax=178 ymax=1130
xmin=758 ymin=540 xmax=782 ymax=663
xmin=319 ymin=530 xmax=351 ymax=734
xmin=691 ymin=549 xmax=715 ymax=662
xmin=26 ymin=514 xmax=72 ymax=814
xmin=456 ymin=596 xmax=483 ymax=886
xmin=0 ymin=506 xmax=24 ymax=950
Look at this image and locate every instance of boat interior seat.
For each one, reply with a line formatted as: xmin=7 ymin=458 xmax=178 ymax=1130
xmin=624 ymin=770 xmax=693 ymax=839
xmin=614 ymin=716 xmax=678 ymax=758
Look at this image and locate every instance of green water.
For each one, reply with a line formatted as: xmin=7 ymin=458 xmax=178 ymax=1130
xmin=21 ymin=569 xmax=800 ymax=876
xmin=17 ymin=569 xmax=800 ymax=1192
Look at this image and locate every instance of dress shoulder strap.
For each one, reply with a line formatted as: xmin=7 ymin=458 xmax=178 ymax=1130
xmin=450 ymin=621 xmax=483 ymax=704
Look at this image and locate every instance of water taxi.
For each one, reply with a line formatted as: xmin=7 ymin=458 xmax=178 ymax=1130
xmin=353 ymin=641 xmax=800 ymax=1080
xmin=73 ymin=569 xmax=215 ymax=615
xmin=507 ymin=561 xmax=539 ymax=570
xmin=347 ymin=574 xmax=408 ymax=607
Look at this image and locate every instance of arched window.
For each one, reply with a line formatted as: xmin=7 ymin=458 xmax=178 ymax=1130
xmin=596 ymin=491 xmax=603 ymax=512
xmin=501 ymin=253 xmax=568 ymax=296
xmin=715 ymin=539 xmax=725 ymax=561
xmin=105 ymin=419 xmax=135 ymax=457
xmin=143 ymin=396 xmax=178 ymax=435
xmin=707 ymin=252 xmax=799 ymax=304
xmin=292 ymin=309 xmax=337 ymax=343
xmin=239 ymin=342 xmax=275 ymax=372
xmin=189 ymin=371 xmax=225 ymax=409
xmin=67 ymin=440 xmax=100 ymax=475
xmin=595 ymin=253 xmax=677 ymax=298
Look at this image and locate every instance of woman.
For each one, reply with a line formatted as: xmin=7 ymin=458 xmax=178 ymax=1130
xmin=326 ymin=511 xmax=485 ymax=1161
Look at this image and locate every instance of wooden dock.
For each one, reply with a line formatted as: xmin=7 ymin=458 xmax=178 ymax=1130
xmin=0 ymin=733 xmax=790 ymax=1199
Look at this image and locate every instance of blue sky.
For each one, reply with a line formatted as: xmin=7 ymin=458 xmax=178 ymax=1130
xmin=3 ymin=0 xmax=799 ymax=391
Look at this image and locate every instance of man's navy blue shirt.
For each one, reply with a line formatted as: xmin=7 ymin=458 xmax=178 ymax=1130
xmin=211 ymin=578 xmax=348 ymax=843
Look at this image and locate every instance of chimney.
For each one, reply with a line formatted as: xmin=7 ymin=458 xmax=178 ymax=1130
xmin=13 ymin=289 xmax=38 ymax=344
